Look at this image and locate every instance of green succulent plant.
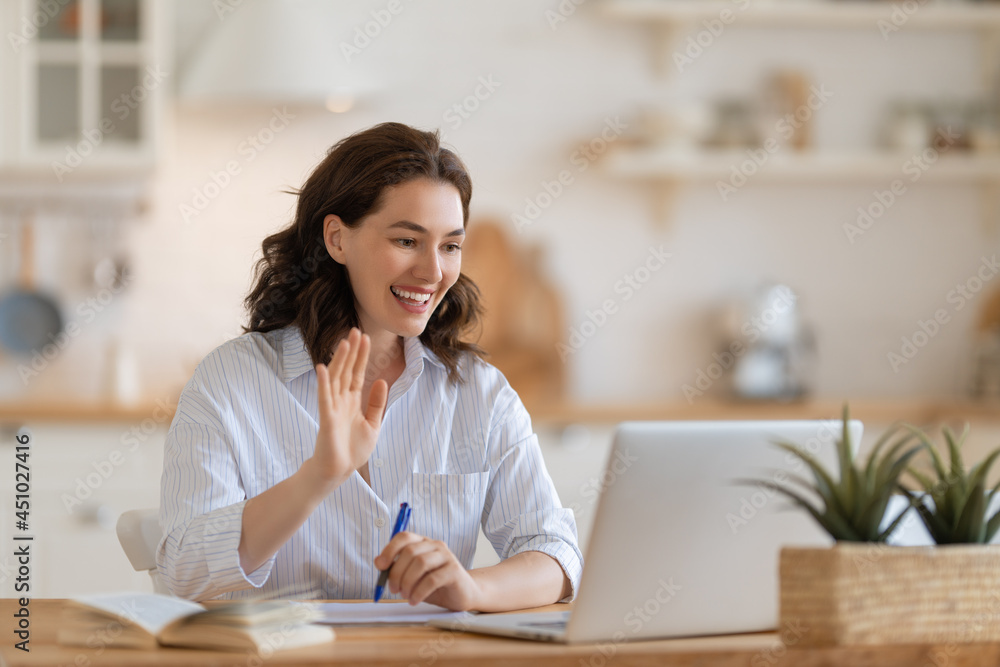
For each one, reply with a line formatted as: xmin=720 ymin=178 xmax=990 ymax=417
xmin=901 ymin=424 xmax=1000 ymax=544
xmin=750 ymin=405 xmax=923 ymax=542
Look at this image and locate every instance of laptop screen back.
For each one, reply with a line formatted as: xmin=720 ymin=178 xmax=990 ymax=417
xmin=565 ymin=419 xmax=860 ymax=643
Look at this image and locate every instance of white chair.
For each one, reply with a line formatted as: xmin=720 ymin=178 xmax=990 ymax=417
xmin=116 ymin=508 xmax=170 ymax=594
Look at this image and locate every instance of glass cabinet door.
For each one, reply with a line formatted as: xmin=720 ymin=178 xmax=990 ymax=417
xmin=23 ymin=0 xmax=156 ymax=166
xmin=100 ymin=65 xmax=141 ymax=142
xmin=37 ymin=1 xmax=79 ymax=41
xmin=37 ymin=64 xmax=80 ymax=142
xmin=100 ymin=0 xmax=140 ymax=42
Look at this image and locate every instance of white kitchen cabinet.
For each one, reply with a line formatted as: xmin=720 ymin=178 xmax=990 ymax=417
xmin=0 ymin=3 xmax=15 ymax=169
xmin=0 ymin=0 xmax=167 ymax=176
xmin=0 ymin=422 xmax=165 ymax=598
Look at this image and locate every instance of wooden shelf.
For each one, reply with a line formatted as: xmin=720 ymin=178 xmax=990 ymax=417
xmin=602 ymin=148 xmax=1000 ymax=226
xmin=602 ymin=148 xmax=1000 ymax=184
xmin=602 ymin=0 xmax=1000 ymax=31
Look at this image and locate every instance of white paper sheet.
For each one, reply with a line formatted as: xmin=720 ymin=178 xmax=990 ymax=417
xmin=315 ymin=601 xmax=471 ymax=625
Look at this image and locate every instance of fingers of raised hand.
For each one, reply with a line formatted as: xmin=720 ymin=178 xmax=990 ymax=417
xmin=327 ymin=337 xmax=350 ymax=394
xmin=316 ymin=363 xmax=331 ymax=411
xmin=328 ymin=328 xmax=362 ymax=394
xmin=351 ymin=332 xmax=370 ymax=393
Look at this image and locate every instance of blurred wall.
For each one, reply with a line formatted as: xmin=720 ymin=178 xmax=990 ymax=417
xmin=5 ymin=0 xmax=997 ymax=404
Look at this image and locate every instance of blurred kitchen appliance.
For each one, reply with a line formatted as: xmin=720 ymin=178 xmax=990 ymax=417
xmin=726 ymin=283 xmax=816 ymax=401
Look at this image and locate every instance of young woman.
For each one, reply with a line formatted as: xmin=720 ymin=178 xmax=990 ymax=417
xmin=158 ymin=122 xmax=582 ymax=611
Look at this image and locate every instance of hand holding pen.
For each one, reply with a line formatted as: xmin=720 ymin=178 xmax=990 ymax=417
xmin=374 ymin=502 xmax=411 ymax=602
xmin=373 ymin=501 xmax=484 ymax=609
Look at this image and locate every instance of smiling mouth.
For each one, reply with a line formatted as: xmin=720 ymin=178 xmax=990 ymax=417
xmin=390 ymin=286 xmax=432 ymax=305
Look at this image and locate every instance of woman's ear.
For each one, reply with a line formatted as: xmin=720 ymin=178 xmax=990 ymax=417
xmin=323 ymin=214 xmax=347 ymax=265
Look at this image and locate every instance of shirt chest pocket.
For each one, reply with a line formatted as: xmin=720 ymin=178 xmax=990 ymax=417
xmin=409 ymin=472 xmax=490 ymax=567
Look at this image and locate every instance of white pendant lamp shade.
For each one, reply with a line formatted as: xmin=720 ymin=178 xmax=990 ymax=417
xmin=180 ymin=0 xmax=375 ymax=109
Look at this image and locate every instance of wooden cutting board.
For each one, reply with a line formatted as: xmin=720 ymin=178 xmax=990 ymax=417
xmin=461 ymin=219 xmax=565 ymax=408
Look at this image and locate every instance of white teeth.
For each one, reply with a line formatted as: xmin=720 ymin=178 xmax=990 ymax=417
xmin=391 ymin=287 xmax=431 ymax=303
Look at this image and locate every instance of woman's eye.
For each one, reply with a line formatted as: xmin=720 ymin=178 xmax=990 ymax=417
xmin=396 ymin=238 xmax=415 ymax=248
xmin=445 ymin=244 xmax=462 ymax=254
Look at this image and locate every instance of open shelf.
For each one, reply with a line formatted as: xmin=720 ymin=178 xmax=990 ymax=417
xmin=602 ymin=147 xmax=1000 ymax=184
xmin=602 ymin=0 xmax=1000 ymax=31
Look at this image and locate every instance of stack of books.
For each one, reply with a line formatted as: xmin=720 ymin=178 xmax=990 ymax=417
xmin=58 ymin=592 xmax=335 ymax=652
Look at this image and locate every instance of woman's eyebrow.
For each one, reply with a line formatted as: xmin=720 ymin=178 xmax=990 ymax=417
xmin=387 ymin=220 xmax=465 ymax=237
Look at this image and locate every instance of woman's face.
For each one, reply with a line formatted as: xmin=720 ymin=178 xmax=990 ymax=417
xmin=324 ymin=178 xmax=465 ymax=340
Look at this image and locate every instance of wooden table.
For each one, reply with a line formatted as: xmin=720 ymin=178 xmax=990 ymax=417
xmin=5 ymin=599 xmax=1000 ymax=666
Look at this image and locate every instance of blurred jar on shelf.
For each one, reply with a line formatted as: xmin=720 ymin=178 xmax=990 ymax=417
xmin=704 ymin=99 xmax=761 ymax=150
xmin=932 ymin=101 xmax=974 ymax=151
xmin=757 ymin=69 xmax=815 ymax=151
xmin=634 ymin=102 xmax=714 ymax=153
xmin=969 ymin=101 xmax=1000 ymax=153
xmin=884 ymin=101 xmax=932 ymax=152
xmin=882 ymin=99 xmax=994 ymax=153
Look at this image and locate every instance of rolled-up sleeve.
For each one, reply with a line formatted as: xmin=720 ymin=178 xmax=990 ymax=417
xmin=157 ymin=391 xmax=277 ymax=601
xmin=481 ymin=387 xmax=584 ymax=601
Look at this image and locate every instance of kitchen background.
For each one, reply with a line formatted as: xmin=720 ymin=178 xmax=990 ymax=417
xmin=1 ymin=0 xmax=1000 ymax=596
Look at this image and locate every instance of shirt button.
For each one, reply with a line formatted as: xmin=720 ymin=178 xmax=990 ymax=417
xmin=375 ymin=517 xmax=386 ymax=528
xmin=373 ymin=458 xmax=384 ymax=468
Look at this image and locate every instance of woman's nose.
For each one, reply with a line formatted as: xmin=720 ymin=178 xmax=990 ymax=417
xmin=413 ymin=248 xmax=443 ymax=283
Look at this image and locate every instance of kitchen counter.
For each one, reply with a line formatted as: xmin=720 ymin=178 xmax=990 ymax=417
xmin=0 ymin=398 xmax=176 ymax=425
xmin=523 ymin=397 xmax=1000 ymax=426
xmin=0 ymin=396 xmax=997 ymax=425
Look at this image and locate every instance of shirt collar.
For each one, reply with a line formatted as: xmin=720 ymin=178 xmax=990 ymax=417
xmin=280 ymin=325 xmax=446 ymax=384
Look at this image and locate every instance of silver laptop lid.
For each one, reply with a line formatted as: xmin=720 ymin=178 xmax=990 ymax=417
xmin=565 ymin=419 xmax=858 ymax=643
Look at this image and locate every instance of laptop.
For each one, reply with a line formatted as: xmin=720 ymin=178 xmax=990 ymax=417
xmin=431 ymin=419 xmax=862 ymax=643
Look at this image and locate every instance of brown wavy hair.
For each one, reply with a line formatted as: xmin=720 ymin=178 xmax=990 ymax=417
xmin=243 ymin=122 xmax=485 ymax=383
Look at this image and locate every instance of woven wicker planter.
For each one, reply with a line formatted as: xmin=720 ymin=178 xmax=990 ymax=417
xmin=780 ymin=543 xmax=1000 ymax=646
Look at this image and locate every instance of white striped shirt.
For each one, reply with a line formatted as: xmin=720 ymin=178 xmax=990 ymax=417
xmin=157 ymin=324 xmax=582 ymax=602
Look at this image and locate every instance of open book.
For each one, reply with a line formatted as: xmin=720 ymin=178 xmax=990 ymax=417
xmin=58 ymin=593 xmax=335 ymax=652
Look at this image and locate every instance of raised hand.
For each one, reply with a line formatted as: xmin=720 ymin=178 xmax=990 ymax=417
xmin=308 ymin=328 xmax=389 ymax=486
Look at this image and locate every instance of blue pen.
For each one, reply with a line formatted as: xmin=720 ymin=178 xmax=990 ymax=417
xmin=374 ymin=502 xmax=411 ymax=603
